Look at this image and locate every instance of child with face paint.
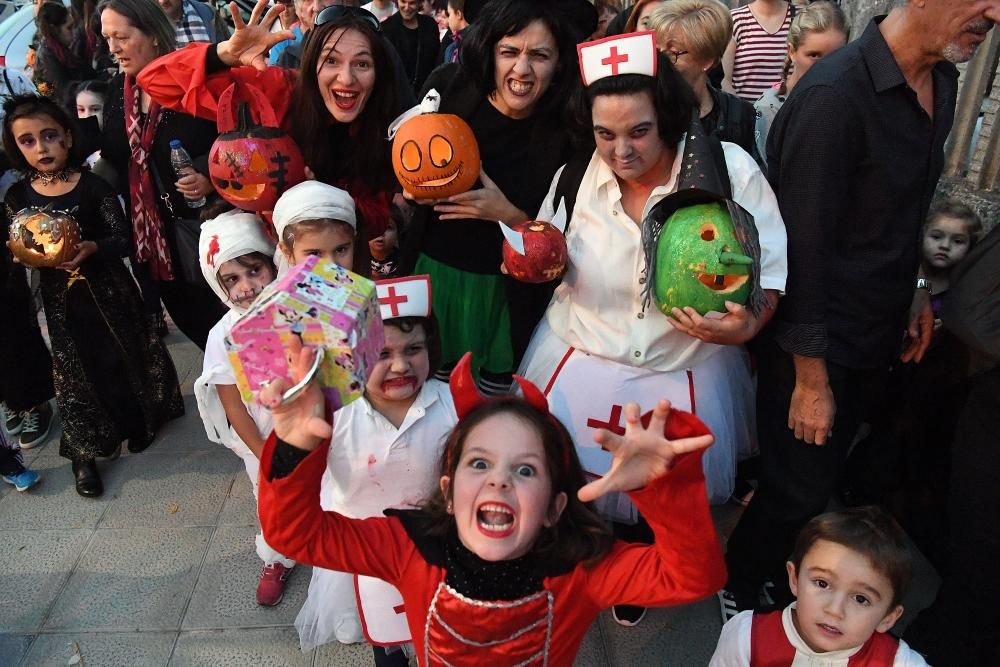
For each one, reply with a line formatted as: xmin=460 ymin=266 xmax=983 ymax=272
xmin=255 ymin=346 xmax=726 ymax=665
xmin=295 ymin=276 xmax=457 ymax=666
xmin=272 ymin=180 xmax=358 ymax=276
xmin=2 ymin=93 xmax=183 ymax=499
xmin=194 ymin=209 xmax=297 ymax=607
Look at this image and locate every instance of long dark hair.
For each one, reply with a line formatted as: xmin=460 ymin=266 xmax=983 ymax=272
xmin=2 ymin=94 xmax=85 ymax=172
xmin=421 ymin=399 xmax=615 ymax=570
xmin=288 ymin=17 xmax=398 ymax=192
xmin=574 ymin=52 xmax=697 ymax=148
xmin=37 ymin=3 xmax=77 ymax=65
xmin=459 ymin=0 xmax=582 ymax=124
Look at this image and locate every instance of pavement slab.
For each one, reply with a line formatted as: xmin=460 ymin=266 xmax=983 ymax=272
xmin=20 ymin=631 xmax=177 ymax=667
xmin=0 ymin=633 xmax=34 ymax=665
xmin=97 ymin=451 xmax=239 ymax=530
xmin=0 ymin=529 xmax=92 ymax=633
xmin=600 ymin=600 xmax=723 ymax=667
xmin=313 ymin=639 xmax=377 ymax=666
xmin=42 ymin=527 xmax=214 ymax=632
xmin=168 ymin=627 xmax=310 ymax=666
xmin=183 ymin=524 xmax=311 ymax=630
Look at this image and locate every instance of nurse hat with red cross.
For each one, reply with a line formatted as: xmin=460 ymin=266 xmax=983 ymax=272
xmin=375 ymin=275 xmax=432 ymax=321
xmin=577 ymin=31 xmax=658 ymax=87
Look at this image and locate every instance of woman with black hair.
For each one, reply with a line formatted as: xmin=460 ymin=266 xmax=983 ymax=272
xmin=34 ymin=2 xmax=99 ymax=104
xmin=517 ymin=32 xmax=786 ymax=626
xmin=137 ymin=0 xmax=402 ymax=272
xmin=402 ymin=0 xmax=596 ymax=396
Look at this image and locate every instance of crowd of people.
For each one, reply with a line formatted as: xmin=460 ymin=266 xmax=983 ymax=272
xmin=0 ymin=0 xmax=997 ymax=665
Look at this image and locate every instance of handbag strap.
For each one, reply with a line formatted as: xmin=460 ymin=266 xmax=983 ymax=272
xmin=147 ymin=155 xmax=177 ymax=218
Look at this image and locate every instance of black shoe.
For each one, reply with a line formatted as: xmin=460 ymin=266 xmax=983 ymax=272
xmin=612 ymin=604 xmax=647 ymax=627
xmin=72 ymin=459 xmax=103 ymax=497
xmin=19 ymin=402 xmax=53 ymax=449
xmin=2 ymin=402 xmax=23 ymax=435
xmin=126 ymin=433 xmax=152 ymax=453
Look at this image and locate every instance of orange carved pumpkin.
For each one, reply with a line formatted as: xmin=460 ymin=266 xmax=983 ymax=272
xmin=208 ymin=83 xmax=306 ymax=212
xmin=391 ymin=113 xmax=480 ymax=200
xmin=8 ymin=207 xmax=82 ymax=268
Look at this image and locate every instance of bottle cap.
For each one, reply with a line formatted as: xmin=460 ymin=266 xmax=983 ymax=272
xmin=169 ymin=139 xmax=182 ymax=149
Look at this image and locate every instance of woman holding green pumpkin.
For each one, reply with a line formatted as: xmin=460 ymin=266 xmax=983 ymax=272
xmin=518 ymin=33 xmax=787 ymax=521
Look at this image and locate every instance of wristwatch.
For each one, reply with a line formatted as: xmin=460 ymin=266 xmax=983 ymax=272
xmin=916 ymin=278 xmax=933 ymax=292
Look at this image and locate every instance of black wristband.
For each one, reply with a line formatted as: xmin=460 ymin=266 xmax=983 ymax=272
xmin=271 ymin=438 xmax=312 ymax=479
xmin=206 ymin=43 xmax=229 ymax=75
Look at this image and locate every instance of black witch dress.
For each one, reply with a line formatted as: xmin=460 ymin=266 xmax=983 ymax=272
xmin=4 ymin=171 xmax=184 ymax=462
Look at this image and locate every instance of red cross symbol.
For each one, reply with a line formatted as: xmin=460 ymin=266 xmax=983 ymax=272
xmin=601 ymin=46 xmax=630 ymax=76
xmin=381 ymin=286 xmax=409 ymax=317
xmin=587 ymin=404 xmax=626 ymax=436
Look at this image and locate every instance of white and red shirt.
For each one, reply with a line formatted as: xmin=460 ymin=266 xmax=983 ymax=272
xmin=710 ymin=605 xmax=929 ymax=666
xmin=730 ymin=4 xmax=793 ymax=101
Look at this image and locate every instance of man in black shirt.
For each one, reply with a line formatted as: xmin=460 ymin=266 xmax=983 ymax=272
xmin=719 ymin=0 xmax=998 ymax=617
xmin=381 ymin=0 xmax=441 ymax=94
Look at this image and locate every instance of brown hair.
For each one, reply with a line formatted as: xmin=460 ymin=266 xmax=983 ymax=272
xmin=790 ymin=507 xmax=912 ymax=608
xmin=624 ymin=0 xmax=665 ymax=33
xmin=280 ymin=219 xmax=356 ymax=248
xmin=925 ymin=199 xmax=984 ymax=244
xmin=288 ymin=17 xmax=397 ymax=193
xmin=384 ymin=315 xmax=442 ymax=379
xmin=420 ymin=399 xmax=615 ymax=569
xmin=97 ymin=0 xmax=176 ymax=58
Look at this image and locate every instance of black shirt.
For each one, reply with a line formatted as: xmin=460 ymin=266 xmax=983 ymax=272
xmin=766 ymin=17 xmax=958 ymax=369
xmin=381 ymin=12 xmax=441 ymax=94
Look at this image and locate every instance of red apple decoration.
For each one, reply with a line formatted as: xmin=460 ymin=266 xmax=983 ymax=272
xmin=501 ymin=220 xmax=568 ymax=284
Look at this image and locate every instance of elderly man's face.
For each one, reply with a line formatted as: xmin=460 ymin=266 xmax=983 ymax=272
xmin=927 ymin=0 xmax=997 ymax=63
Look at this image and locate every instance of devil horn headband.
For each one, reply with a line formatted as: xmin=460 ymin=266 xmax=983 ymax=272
xmin=447 ymin=352 xmax=570 ymax=467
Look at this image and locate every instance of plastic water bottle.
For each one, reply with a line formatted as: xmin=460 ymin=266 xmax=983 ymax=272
xmin=169 ymin=139 xmax=206 ymax=209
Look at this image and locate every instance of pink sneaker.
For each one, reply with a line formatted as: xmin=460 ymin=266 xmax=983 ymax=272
xmin=256 ymin=563 xmax=291 ymax=606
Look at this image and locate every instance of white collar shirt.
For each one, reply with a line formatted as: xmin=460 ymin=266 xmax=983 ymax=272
xmin=323 ymin=379 xmax=457 ymax=518
xmin=536 ymin=139 xmax=787 ymax=373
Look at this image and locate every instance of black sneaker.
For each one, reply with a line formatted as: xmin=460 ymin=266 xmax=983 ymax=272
xmin=19 ymin=402 xmax=53 ymax=449
xmin=612 ymin=604 xmax=647 ymax=627
xmin=2 ymin=402 xmax=23 ymax=436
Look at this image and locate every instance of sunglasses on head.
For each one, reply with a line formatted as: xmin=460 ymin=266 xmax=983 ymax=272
xmin=314 ymin=5 xmax=381 ymax=33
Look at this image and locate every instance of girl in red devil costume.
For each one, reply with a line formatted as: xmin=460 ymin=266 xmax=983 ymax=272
xmin=255 ymin=345 xmax=727 ymax=666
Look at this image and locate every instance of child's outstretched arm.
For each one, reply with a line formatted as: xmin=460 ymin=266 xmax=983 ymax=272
xmin=256 ymin=342 xmax=413 ymax=582
xmin=581 ymin=401 xmax=728 ymax=608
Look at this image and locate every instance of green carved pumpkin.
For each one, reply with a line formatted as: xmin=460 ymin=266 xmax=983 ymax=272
xmin=653 ymin=202 xmax=753 ymax=316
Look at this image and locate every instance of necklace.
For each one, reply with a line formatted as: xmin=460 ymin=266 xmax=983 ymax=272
xmin=29 ymin=168 xmax=77 ymax=186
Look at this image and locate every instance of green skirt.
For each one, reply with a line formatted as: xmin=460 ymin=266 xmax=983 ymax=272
xmin=414 ymin=254 xmax=514 ymax=375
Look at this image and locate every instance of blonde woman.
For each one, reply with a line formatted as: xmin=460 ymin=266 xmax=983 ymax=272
xmin=754 ymin=1 xmax=848 ymax=167
xmin=649 ymin=0 xmax=757 ymax=158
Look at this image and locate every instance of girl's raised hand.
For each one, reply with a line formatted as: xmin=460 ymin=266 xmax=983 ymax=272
xmin=258 ymin=335 xmax=332 ymax=452
xmin=577 ymin=400 xmax=713 ymax=503
xmin=217 ymin=0 xmax=294 ymax=71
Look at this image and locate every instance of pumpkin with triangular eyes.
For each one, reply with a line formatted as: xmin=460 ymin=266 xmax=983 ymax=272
xmin=208 ymin=83 xmax=306 ymax=212
xmin=391 ymin=113 xmax=480 ymax=200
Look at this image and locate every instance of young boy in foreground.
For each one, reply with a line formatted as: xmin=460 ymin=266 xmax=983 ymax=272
xmin=711 ymin=507 xmax=928 ymax=666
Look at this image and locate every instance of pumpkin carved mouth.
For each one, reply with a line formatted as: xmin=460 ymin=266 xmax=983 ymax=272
xmin=696 ymin=272 xmax=749 ymax=292
xmin=398 ymin=162 xmax=465 ymax=190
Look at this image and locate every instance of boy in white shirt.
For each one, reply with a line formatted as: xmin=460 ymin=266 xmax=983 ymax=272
xmin=710 ymin=507 xmax=928 ymax=666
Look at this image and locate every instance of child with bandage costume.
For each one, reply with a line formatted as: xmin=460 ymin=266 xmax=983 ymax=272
xmin=194 ymin=209 xmax=298 ymax=606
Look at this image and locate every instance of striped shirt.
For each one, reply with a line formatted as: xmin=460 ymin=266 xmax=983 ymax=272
xmin=730 ymin=4 xmax=792 ymax=101
xmin=175 ymin=0 xmax=213 ymax=48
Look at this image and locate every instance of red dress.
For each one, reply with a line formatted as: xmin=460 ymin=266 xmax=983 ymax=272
xmin=258 ymin=433 xmax=727 ymax=666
